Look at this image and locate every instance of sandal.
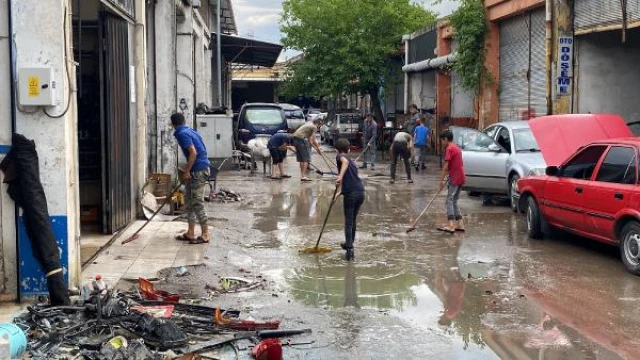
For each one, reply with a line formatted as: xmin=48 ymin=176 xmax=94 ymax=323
xmin=281 ymin=175 xmax=292 ymax=178
xmin=175 ymin=233 xmax=196 ymax=241
xmin=437 ymin=226 xmax=456 ymax=234
xmin=301 ymin=178 xmax=313 ymax=182
xmin=455 ymin=228 xmax=466 ymax=232
xmin=270 ymin=176 xmax=281 ymax=180
xmin=189 ymin=236 xmax=210 ymax=245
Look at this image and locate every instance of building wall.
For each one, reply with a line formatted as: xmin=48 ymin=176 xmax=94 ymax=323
xmin=10 ymin=0 xmax=81 ymax=296
xmin=0 ymin=0 xmax=17 ymax=299
xmin=575 ymin=29 xmax=640 ymax=126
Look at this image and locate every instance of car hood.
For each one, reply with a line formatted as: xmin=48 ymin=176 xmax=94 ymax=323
xmin=511 ymin=152 xmax=546 ymax=169
xmin=529 ymin=114 xmax=632 ymax=166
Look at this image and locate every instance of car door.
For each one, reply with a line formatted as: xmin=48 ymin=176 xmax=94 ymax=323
xmin=542 ymin=145 xmax=608 ymax=232
xmin=450 ymin=126 xmax=510 ymax=193
xmin=584 ymin=146 xmax=637 ymax=240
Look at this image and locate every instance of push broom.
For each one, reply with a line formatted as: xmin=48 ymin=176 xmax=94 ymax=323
xmin=406 ymin=185 xmax=445 ymax=233
xmin=299 ymin=184 xmax=340 ymax=254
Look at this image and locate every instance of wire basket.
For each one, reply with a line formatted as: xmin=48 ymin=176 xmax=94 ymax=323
xmin=148 ymin=173 xmax=172 ymax=198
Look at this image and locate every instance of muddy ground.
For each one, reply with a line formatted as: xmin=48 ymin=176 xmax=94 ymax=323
xmin=124 ymin=154 xmax=640 ymax=359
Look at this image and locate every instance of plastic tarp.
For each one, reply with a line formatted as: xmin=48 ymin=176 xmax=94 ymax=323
xmin=528 ymin=114 xmax=632 ymax=166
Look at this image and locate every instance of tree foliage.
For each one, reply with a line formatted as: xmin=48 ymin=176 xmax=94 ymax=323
xmin=448 ymin=0 xmax=490 ymax=94
xmin=280 ymin=0 xmax=435 ymax=115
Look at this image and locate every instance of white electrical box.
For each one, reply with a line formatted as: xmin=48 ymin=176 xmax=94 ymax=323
xmin=18 ymin=68 xmax=56 ymax=106
xmin=196 ymin=114 xmax=234 ymax=159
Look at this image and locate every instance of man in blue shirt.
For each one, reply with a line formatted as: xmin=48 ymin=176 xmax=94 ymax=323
xmin=171 ymin=113 xmax=211 ymax=244
xmin=413 ymin=115 xmax=431 ymax=171
xmin=360 ymin=114 xmax=377 ymax=170
xmin=267 ymin=132 xmax=294 ymax=179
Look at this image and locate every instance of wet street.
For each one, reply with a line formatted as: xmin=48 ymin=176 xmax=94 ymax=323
xmin=145 ymin=153 xmax=640 ymax=359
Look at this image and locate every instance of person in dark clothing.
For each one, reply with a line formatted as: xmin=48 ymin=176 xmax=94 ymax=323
xmin=171 ymin=113 xmax=211 ymax=244
xmin=335 ymin=138 xmax=365 ymax=261
xmin=389 ymin=131 xmax=414 ymax=184
xmin=267 ymin=132 xmax=294 ymax=179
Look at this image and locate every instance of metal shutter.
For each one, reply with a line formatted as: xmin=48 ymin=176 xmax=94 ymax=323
xmin=574 ymin=0 xmax=640 ymax=33
xmin=529 ymin=9 xmax=547 ymax=118
xmin=499 ymin=10 xmax=547 ymax=121
xmin=499 ymin=15 xmax=530 ymax=121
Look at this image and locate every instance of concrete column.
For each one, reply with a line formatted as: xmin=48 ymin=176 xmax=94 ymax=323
xmin=134 ymin=0 xmax=148 ymax=199
xmin=480 ymin=22 xmax=500 ymax=128
xmin=176 ymin=9 xmax=195 ymax=128
xmin=552 ymin=0 xmax=573 ymax=114
xmin=10 ymin=0 xmax=81 ymax=296
xmin=195 ymin=34 xmax=206 ymax=107
xmin=155 ymin=0 xmax=178 ymax=175
xmin=436 ymin=23 xmax=452 ymax=129
xmin=0 ymin=0 xmax=17 ymax=300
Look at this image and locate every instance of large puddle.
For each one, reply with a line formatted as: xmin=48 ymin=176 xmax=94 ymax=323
xmin=238 ymin=164 xmax=639 ymax=359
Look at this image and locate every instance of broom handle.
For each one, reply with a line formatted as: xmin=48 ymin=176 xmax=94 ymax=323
xmin=409 ymin=185 xmax=444 ymax=229
xmin=314 ymin=185 xmax=340 ymax=248
xmin=354 ymin=142 xmax=371 ymax=163
xmin=134 ymin=181 xmax=184 ymax=236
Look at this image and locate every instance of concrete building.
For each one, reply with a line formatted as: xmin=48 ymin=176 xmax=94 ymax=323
xmin=0 ymin=0 xmax=148 ymax=301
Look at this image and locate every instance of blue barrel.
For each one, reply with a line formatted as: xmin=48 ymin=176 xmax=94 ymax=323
xmin=0 ymin=324 xmax=27 ymax=358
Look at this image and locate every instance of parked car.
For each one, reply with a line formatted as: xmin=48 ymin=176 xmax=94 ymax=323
xmin=305 ymin=109 xmax=324 ymax=122
xmin=325 ymin=113 xmax=362 ymax=145
xmin=279 ymin=103 xmax=305 ymax=131
xmin=450 ymin=121 xmax=547 ymax=212
xmin=235 ymin=103 xmax=287 ymax=146
xmin=515 ymin=114 xmax=640 ymax=274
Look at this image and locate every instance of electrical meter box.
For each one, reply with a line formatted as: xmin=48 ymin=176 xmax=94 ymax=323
xmin=18 ymin=68 xmax=56 ymax=106
xmin=196 ymin=114 xmax=233 ymax=159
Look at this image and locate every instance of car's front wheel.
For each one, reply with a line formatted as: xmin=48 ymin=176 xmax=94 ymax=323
xmin=526 ymin=197 xmax=543 ymax=239
xmin=510 ymin=174 xmax=520 ymax=213
xmin=621 ymin=221 xmax=640 ymax=275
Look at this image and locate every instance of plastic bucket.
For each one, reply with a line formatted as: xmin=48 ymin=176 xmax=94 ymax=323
xmin=0 ymin=323 xmax=27 ymax=358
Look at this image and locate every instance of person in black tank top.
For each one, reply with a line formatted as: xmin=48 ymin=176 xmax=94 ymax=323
xmin=335 ymin=139 xmax=365 ymax=261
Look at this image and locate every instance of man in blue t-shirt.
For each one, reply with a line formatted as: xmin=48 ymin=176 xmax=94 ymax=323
xmin=171 ymin=112 xmax=211 ymax=245
xmin=413 ymin=116 xmax=431 ymax=171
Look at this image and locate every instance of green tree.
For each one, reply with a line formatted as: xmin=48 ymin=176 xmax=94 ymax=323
xmin=448 ymin=0 xmax=491 ymax=95
xmin=280 ymin=0 xmax=435 ymax=121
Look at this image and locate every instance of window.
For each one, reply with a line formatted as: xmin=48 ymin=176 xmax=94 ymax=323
xmin=513 ymin=128 xmax=541 ymax=153
xmin=561 ymin=146 xmax=607 ymax=180
xmin=496 ymin=127 xmax=512 ymax=153
xmin=595 ymin=147 xmax=637 ymax=185
xmin=483 ymin=126 xmax=499 ymax=139
xmin=245 ymin=108 xmax=284 ymax=126
xmin=461 ymin=131 xmax=499 ymax=152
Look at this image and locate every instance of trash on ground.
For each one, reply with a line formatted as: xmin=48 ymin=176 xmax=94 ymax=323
xmin=208 ymin=188 xmax=243 ymax=203
xmin=11 ymin=277 xmax=312 ymax=359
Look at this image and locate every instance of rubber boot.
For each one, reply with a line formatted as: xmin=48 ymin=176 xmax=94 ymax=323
xmin=345 ymin=249 xmax=355 ymax=261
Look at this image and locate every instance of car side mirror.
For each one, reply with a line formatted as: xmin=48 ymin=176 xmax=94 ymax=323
xmin=488 ymin=144 xmax=502 ymax=152
xmin=546 ymin=166 xmax=560 ymax=177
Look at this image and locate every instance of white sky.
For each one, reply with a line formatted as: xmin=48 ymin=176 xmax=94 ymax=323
xmin=232 ymin=0 xmax=461 ymax=62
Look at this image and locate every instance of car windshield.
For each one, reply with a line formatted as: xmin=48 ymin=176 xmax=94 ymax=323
xmin=245 ymin=108 xmax=284 ymax=126
xmin=513 ymin=128 xmax=541 ymax=152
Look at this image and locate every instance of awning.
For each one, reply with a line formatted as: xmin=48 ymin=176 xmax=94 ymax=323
xmin=402 ymin=53 xmax=457 ymax=73
xmin=213 ymin=34 xmax=283 ymax=68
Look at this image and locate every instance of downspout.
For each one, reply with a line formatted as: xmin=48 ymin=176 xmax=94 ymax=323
xmin=216 ymin=0 xmax=222 ymax=107
xmin=402 ymin=34 xmax=410 ymax=115
xmin=546 ymin=0 xmax=553 ymax=115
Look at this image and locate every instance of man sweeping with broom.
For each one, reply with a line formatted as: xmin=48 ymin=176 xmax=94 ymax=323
xmin=335 ymin=138 xmax=365 ymax=261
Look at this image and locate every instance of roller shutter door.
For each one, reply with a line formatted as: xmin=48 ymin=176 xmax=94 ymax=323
xmin=499 ymin=9 xmax=547 ymax=121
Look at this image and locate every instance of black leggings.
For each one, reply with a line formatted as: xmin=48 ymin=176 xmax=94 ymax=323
xmin=343 ymin=191 xmax=365 ymax=249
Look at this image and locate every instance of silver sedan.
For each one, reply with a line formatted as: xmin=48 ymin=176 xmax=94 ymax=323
xmin=450 ymin=121 xmax=547 ymax=212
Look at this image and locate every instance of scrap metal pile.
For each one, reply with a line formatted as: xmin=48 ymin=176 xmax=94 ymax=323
xmin=13 ymin=279 xmax=310 ymax=360
xmin=207 ymin=188 xmax=243 ymax=203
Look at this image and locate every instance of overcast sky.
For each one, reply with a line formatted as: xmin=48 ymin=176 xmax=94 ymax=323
xmin=233 ymin=0 xmax=461 ymax=62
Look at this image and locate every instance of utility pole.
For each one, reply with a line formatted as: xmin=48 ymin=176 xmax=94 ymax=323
xmin=216 ymin=0 xmax=223 ymax=107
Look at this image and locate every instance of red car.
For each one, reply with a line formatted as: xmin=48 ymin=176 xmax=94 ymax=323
xmin=515 ymin=114 xmax=640 ymax=275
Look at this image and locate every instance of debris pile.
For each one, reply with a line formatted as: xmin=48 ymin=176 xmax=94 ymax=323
xmin=11 ymin=278 xmax=311 ymax=360
xmin=208 ymin=188 xmax=243 ymax=203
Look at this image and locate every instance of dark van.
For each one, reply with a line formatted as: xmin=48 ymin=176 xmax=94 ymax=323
xmin=236 ymin=103 xmax=288 ymax=145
